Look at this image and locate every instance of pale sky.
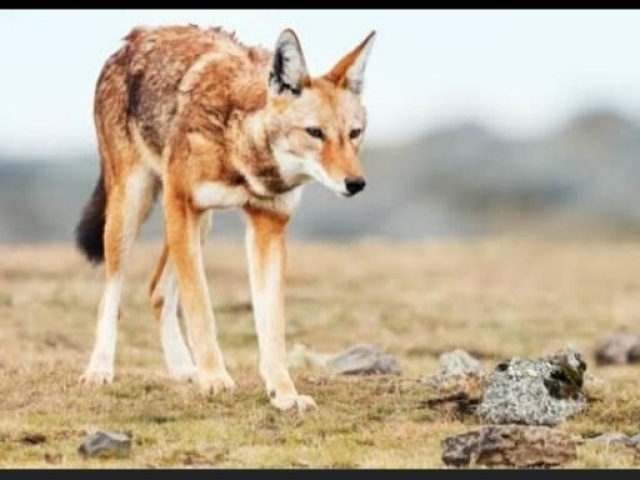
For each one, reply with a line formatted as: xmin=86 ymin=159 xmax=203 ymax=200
xmin=2 ymin=9 xmax=640 ymax=158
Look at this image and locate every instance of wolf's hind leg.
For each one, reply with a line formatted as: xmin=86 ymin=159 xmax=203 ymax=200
xmin=80 ymin=166 xmax=156 ymax=385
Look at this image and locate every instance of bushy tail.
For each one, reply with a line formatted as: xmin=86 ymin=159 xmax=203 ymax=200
xmin=75 ymin=171 xmax=107 ymax=264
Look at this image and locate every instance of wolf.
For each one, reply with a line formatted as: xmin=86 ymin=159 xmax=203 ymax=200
xmin=75 ymin=24 xmax=376 ymax=411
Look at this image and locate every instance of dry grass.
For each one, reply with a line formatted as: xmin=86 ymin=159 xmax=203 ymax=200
xmin=1 ymin=237 xmax=640 ymax=468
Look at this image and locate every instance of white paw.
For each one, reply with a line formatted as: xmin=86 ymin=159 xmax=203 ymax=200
xmin=198 ymin=370 xmax=236 ymax=395
xmin=169 ymin=366 xmax=198 ymax=383
xmin=79 ymin=370 xmax=114 ymax=386
xmin=271 ymin=394 xmax=317 ymax=412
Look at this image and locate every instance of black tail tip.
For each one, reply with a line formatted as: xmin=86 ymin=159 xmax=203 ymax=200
xmin=75 ymin=173 xmax=106 ymax=265
xmin=75 ymin=221 xmax=105 ymax=264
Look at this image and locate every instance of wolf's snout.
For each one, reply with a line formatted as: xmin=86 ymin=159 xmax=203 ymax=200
xmin=345 ymin=176 xmax=366 ymax=196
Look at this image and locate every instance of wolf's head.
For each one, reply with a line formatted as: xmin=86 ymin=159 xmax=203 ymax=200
xmin=263 ymin=29 xmax=376 ymax=197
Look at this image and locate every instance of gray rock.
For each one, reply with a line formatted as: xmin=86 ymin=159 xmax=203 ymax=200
xmin=438 ymin=349 xmax=484 ymax=377
xmin=441 ymin=425 xmax=577 ymax=468
xmin=628 ymin=343 xmax=640 ymax=363
xmin=476 ymin=349 xmax=588 ymax=426
xmin=626 ymin=434 xmax=640 ymax=448
xmin=582 ymin=372 xmax=611 ymax=400
xmin=585 ymin=432 xmax=630 ymax=446
xmin=595 ymin=333 xmax=640 ymax=365
xmin=78 ymin=431 xmax=132 ymax=458
xmin=424 ymin=370 xmax=486 ymax=402
xmin=423 ymin=350 xmax=487 ymax=415
xmin=326 ymin=344 xmax=401 ymax=375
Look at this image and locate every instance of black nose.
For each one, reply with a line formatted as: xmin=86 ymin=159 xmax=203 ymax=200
xmin=345 ymin=176 xmax=366 ymax=195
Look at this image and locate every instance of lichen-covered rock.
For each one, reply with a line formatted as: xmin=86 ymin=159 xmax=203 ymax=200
xmin=441 ymin=425 xmax=577 ymax=467
xmin=476 ymin=348 xmax=588 ymax=426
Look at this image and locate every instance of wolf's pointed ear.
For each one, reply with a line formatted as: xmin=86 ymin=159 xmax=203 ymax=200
xmin=324 ymin=31 xmax=376 ymax=95
xmin=268 ymin=29 xmax=309 ymax=97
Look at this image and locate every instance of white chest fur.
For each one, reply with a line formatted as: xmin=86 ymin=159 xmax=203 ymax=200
xmin=192 ymin=182 xmax=249 ymax=209
xmin=192 ymin=181 xmax=304 ymax=215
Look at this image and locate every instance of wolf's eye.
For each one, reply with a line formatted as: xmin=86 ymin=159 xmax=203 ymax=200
xmin=349 ymin=128 xmax=363 ymax=139
xmin=305 ymin=127 xmax=324 ymax=140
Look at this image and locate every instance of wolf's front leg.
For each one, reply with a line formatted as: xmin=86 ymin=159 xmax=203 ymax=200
xmin=243 ymin=205 xmax=316 ymax=412
xmin=164 ymin=185 xmax=235 ymax=395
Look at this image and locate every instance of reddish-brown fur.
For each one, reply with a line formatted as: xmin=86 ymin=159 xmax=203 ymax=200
xmin=76 ymin=24 xmax=376 ymax=411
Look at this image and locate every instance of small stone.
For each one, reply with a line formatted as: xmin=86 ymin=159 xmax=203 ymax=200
xmin=626 ymin=434 xmax=640 ymax=448
xmin=287 ymin=343 xmax=400 ymax=375
xmin=441 ymin=425 xmax=577 ymax=468
xmin=326 ymin=344 xmax=401 ymax=376
xmin=78 ymin=431 xmax=132 ymax=458
xmin=628 ymin=343 xmax=640 ymax=363
xmin=438 ymin=349 xmax=484 ymax=377
xmin=585 ymin=432 xmax=630 ymax=446
xmin=582 ymin=373 xmax=611 ymax=400
xmin=425 ymin=349 xmax=487 ymax=402
xmin=595 ymin=333 xmax=640 ymax=366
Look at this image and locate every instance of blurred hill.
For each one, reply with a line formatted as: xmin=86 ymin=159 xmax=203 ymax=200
xmin=2 ymin=107 xmax=640 ymax=245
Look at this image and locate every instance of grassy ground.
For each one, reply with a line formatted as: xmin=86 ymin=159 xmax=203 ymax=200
xmin=1 ymin=237 xmax=640 ymax=468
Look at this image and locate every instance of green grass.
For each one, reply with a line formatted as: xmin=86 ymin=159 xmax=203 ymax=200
xmin=1 ymin=237 xmax=640 ymax=468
